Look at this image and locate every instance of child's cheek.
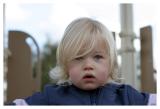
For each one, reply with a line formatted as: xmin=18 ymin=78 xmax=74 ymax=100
xmin=68 ymin=67 xmax=80 ymax=79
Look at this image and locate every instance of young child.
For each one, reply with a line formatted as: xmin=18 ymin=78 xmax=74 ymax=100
xmin=9 ymin=18 xmax=156 ymax=105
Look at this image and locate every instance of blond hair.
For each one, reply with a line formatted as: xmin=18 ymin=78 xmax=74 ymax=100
xmin=49 ymin=17 xmax=119 ymax=85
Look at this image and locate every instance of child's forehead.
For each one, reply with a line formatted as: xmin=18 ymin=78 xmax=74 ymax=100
xmin=78 ymin=38 xmax=108 ymax=54
xmin=91 ymin=41 xmax=108 ymax=53
xmin=90 ymin=49 xmax=107 ymax=55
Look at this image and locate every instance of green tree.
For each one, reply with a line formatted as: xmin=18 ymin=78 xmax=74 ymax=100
xmin=41 ymin=42 xmax=57 ymax=90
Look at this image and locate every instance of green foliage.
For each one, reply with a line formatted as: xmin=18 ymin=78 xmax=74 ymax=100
xmin=41 ymin=42 xmax=57 ymax=90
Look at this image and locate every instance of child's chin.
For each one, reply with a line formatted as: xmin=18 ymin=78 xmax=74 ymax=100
xmin=81 ymin=83 xmax=99 ymax=90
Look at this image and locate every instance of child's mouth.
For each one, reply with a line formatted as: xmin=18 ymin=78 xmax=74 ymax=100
xmin=82 ymin=75 xmax=95 ymax=80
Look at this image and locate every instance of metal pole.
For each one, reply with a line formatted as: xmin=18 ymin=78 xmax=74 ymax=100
xmin=119 ymin=4 xmax=138 ymax=88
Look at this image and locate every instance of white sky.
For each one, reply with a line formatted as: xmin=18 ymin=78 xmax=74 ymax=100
xmin=4 ymin=2 xmax=120 ymax=47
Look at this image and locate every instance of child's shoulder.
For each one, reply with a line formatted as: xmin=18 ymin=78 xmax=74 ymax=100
xmin=106 ymin=82 xmax=145 ymax=94
xmin=106 ymin=82 xmax=137 ymax=89
xmin=105 ymin=83 xmax=150 ymax=105
xmin=43 ymin=84 xmax=65 ymax=91
xmin=43 ymin=83 xmax=74 ymax=93
xmin=105 ymin=82 xmax=133 ymax=89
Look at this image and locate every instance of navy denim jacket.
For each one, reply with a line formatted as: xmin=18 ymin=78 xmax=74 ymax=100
xmin=10 ymin=83 xmax=149 ymax=105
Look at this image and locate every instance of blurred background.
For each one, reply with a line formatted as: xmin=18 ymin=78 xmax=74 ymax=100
xmin=3 ymin=1 xmax=158 ymax=104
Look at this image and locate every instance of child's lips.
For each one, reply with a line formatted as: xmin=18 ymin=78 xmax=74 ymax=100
xmin=82 ymin=74 xmax=96 ymax=81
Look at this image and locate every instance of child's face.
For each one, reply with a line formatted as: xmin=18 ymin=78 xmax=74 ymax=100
xmin=67 ymin=41 xmax=110 ymax=90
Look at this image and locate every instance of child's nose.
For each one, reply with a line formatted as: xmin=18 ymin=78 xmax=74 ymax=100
xmin=83 ymin=58 xmax=94 ymax=71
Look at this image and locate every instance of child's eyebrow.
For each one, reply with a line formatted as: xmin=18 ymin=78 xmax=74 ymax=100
xmin=94 ymin=51 xmax=105 ymax=54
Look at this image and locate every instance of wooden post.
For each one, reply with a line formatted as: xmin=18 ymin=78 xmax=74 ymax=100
xmin=140 ymin=26 xmax=156 ymax=93
xmin=7 ymin=31 xmax=41 ymax=103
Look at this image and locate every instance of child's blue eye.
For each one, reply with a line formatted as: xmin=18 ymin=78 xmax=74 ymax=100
xmin=94 ymin=55 xmax=103 ymax=59
xmin=75 ymin=57 xmax=83 ymax=61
